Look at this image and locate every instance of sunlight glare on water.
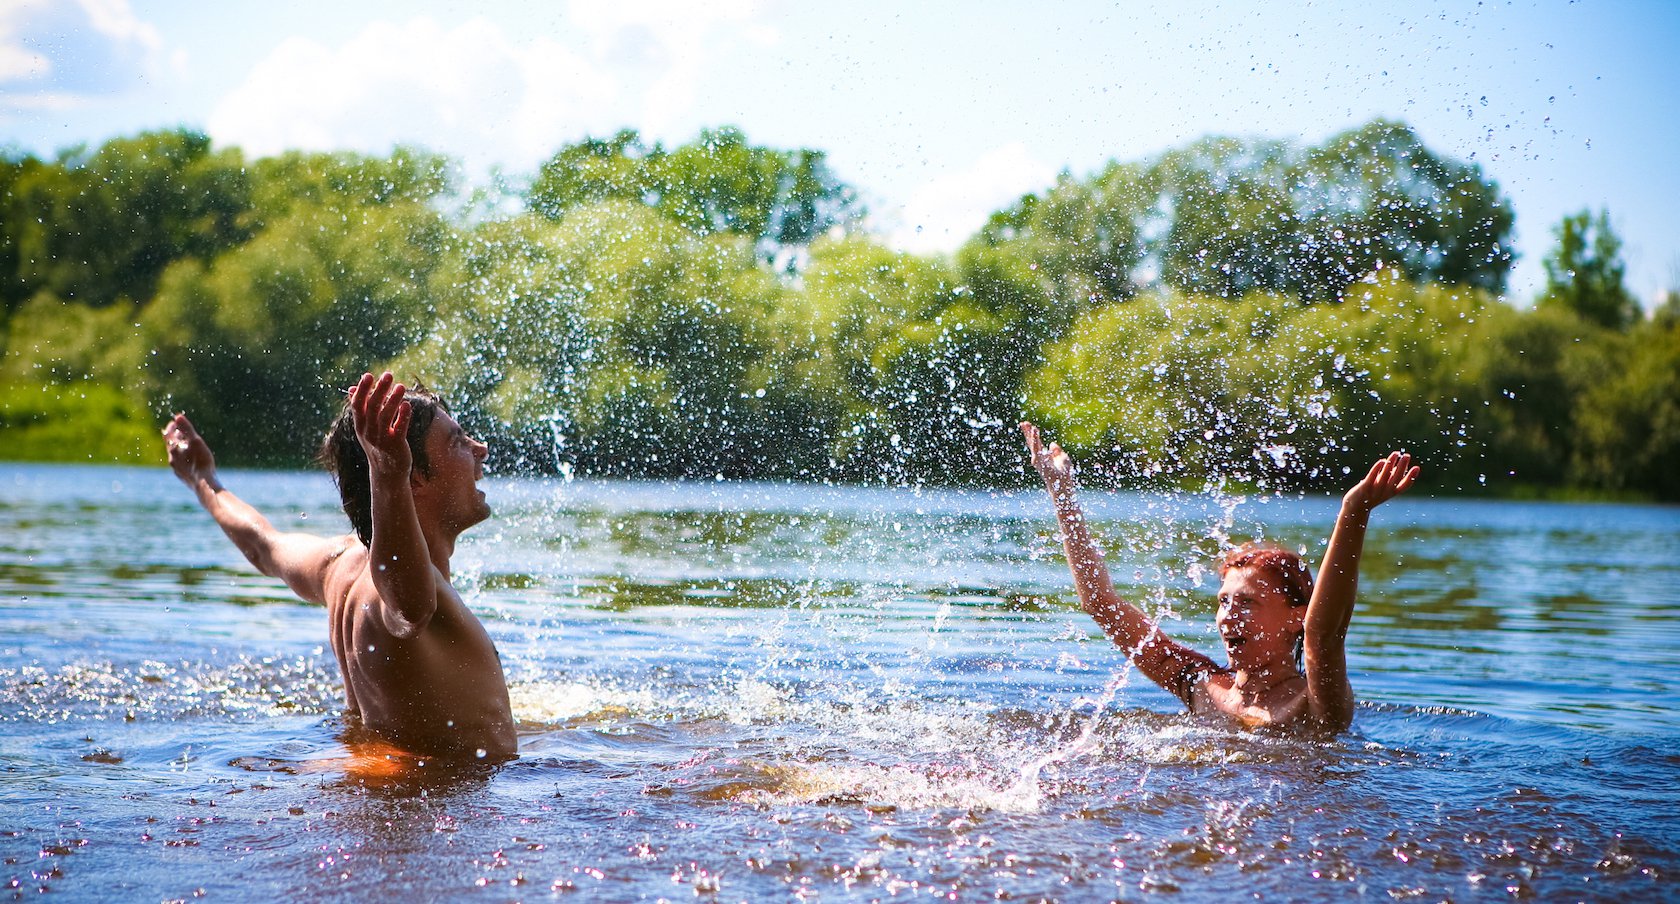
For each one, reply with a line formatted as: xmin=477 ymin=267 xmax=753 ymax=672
xmin=1 ymin=463 xmax=1677 ymax=900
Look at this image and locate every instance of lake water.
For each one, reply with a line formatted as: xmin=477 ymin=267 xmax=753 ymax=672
xmin=2 ymin=461 xmax=1677 ymax=901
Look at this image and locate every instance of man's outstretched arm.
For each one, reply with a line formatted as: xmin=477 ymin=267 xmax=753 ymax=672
xmin=164 ymin=413 xmax=344 ymax=604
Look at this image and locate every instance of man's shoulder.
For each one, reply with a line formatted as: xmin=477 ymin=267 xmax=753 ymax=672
xmin=320 ymin=534 xmax=364 ymax=567
xmin=320 ymin=537 xmax=369 ymax=592
xmin=328 ymin=541 xmax=456 ymax=606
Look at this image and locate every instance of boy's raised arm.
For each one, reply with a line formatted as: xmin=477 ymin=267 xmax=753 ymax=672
xmin=1021 ymin=422 xmax=1217 ymax=701
xmin=1303 ymin=451 xmax=1419 ymax=732
xmin=163 ymin=413 xmax=343 ymax=604
xmin=349 ymin=372 xmax=441 ymax=639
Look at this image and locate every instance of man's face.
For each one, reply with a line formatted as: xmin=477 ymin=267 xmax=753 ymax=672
xmin=416 ymin=410 xmax=491 ymax=534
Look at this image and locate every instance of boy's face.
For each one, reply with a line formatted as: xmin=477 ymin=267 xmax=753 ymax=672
xmin=1216 ymin=566 xmax=1305 ymax=665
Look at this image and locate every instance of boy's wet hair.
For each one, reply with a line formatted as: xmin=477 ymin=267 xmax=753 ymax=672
xmin=315 ymin=383 xmax=448 ymax=546
xmin=1218 ymin=544 xmax=1314 ymax=607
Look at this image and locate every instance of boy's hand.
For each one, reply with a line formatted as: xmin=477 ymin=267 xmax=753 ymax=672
xmin=163 ymin=413 xmax=218 ymax=487
xmin=1021 ymin=421 xmax=1076 ymax=495
xmin=1344 ymin=451 xmax=1419 ymax=515
xmin=349 ymin=372 xmax=413 ymax=478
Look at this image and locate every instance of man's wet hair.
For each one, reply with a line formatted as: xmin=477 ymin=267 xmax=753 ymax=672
xmin=316 ymin=383 xmax=448 ymax=546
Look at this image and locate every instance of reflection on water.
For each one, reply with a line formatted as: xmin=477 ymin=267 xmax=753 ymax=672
xmin=1 ymin=463 xmax=1676 ymax=900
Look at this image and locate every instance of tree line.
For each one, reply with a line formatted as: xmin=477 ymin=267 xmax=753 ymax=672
xmin=2 ymin=121 xmax=1676 ymax=500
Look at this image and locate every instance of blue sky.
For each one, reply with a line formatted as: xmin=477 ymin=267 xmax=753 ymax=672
xmin=3 ymin=0 xmax=1678 ymax=306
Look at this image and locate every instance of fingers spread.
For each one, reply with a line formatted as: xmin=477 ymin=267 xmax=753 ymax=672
xmin=380 ymin=383 xmax=407 ymax=433
xmin=391 ymin=399 xmax=411 ymax=438
xmin=1396 ymin=465 xmax=1420 ymax=493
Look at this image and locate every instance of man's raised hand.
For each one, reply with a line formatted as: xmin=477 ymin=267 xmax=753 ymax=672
xmin=163 ymin=413 xmax=218 ymax=488
xmin=349 ymin=372 xmax=413 ymax=477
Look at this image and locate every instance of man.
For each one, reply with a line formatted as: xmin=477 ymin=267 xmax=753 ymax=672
xmin=163 ymin=372 xmax=516 ymax=761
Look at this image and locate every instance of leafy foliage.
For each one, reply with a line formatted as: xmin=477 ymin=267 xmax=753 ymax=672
xmin=2 ymin=123 xmax=1673 ymax=500
xmin=1539 ymin=209 xmax=1641 ymax=330
xmin=975 ymin=121 xmax=1514 ymax=307
xmin=1 ymin=130 xmax=251 ymax=312
xmin=529 ymin=128 xmax=861 ymax=260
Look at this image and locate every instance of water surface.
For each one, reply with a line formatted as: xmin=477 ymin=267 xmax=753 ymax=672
xmin=2 ymin=463 xmax=1676 ymax=900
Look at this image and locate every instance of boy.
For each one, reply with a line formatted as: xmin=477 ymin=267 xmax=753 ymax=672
xmin=1021 ymin=421 xmax=1417 ymax=734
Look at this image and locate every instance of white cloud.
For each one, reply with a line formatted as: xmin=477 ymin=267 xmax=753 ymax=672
xmin=207 ymin=5 xmax=784 ymax=174
xmin=0 ymin=41 xmax=50 ymax=83
xmin=75 ymin=0 xmax=160 ymax=55
xmin=209 ymin=17 xmax=618 ymax=171
xmin=883 ymin=143 xmax=1058 ymax=255
xmin=566 ymin=0 xmax=779 ymax=133
xmin=0 ymin=0 xmax=164 ymax=102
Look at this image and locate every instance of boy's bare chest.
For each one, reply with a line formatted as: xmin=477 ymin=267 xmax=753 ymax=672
xmin=1199 ymin=674 xmax=1308 ymax=728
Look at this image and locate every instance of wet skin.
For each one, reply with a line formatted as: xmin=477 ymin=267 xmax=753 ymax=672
xmin=1022 ymin=420 xmax=1418 ymax=734
xmin=1195 ymin=566 xmax=1310 ymax=727
xmin=330 ymin=390 xmax=513 ymax=760
xmin=165 ymin=372 xmax=515 ymax=761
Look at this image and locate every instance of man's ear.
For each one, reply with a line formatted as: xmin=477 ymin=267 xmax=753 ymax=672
xmin=409 ymin=467 xmax=427 ymax=491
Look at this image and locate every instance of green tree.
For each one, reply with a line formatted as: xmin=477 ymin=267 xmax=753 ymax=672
xmin=789 ymin=235 xmax=1027 ymax=482
xmin=3 ymin=130 xmax=251 ymax=309
xmin=1153 ymin=136 xmax=1301 ymax=300
xmin=1655 ymin=289 xmax=1680 ymax=329
xmin=0 ymin=290 xmax=154 ymax=463
xmin=139 ymin=201 xmax=449 ymax=464
xmin=528 ymin=128 xmax=860 ymax=260
xmin=986 ymin=119 xmax=1514 ymax=306
xmin=964 ymin=162 xmax=1152 ymax=318
xmin=1025 ymin=288 xmax=1336 ymax=487
xmin=1468 ymin=308 xmax=1583 ymax=488
xmin=1025 ymin=275 xmax=1503 ymax=491
xmin=1290 ymin=120 xmax=1514 ymax=298
xmin=1539 ymin=209 xmax=1640 ymax=330
xmin=244 ymin=146 xmax=453 ymax=227
xmin=527 ymin=130 xmax=651 ymax=216
xmin=0 ymin=153 xmax=27 ymax=317
xmin=0 ymin=379 xmax=154 ymax=463
xmin=1302 ymin=275 xmax=1504 ymax=488
xmin=1572 ymin=319 xmax=1680 ymax=498
xmin=394 ymin=202 xmax=796 ymax=478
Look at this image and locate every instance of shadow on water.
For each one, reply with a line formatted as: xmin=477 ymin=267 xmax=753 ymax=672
xmin=230 ymin=737 xmax=501 ymax=798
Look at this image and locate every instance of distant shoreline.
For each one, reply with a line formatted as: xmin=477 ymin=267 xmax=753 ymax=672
xmin=2 ymin=456 xmax=1665 ymax=507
